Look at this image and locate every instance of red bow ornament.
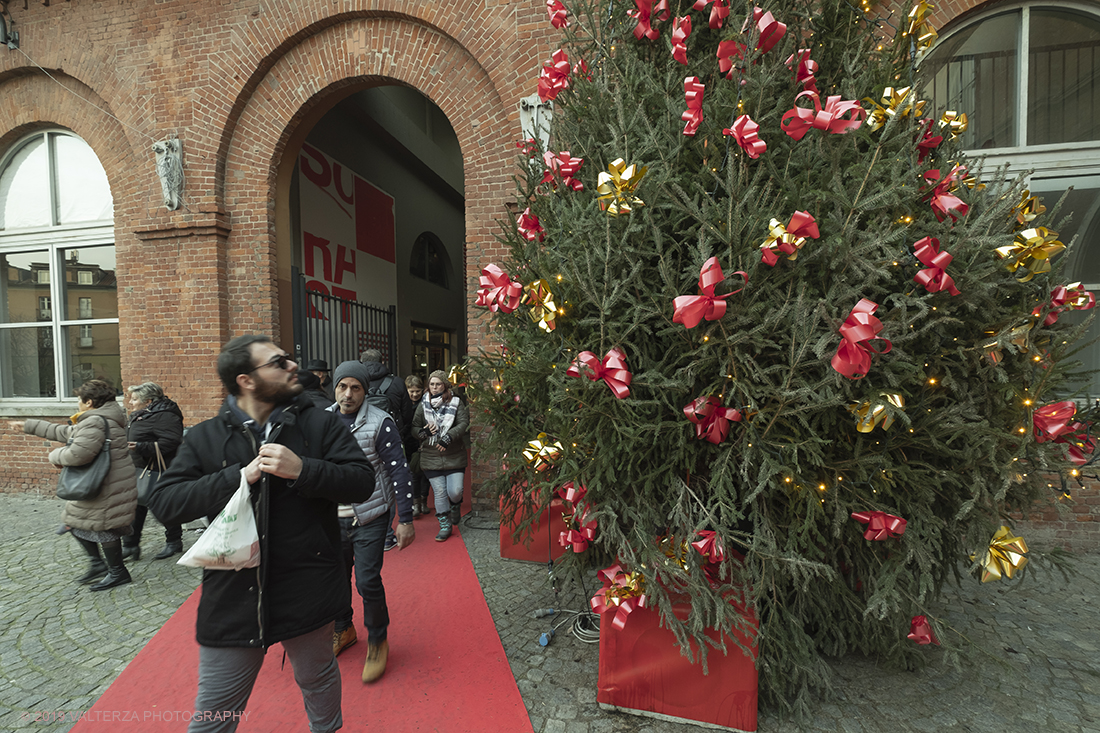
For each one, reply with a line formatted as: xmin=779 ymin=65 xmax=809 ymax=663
xmin=541 ymin=151 xmax=585 ymax=191
xmin=743 ymin=7 xmax=786 ymax=54
xmin=781 ymin=90 xmax=865 ymax=141
xmin=628 ymin=0 xmax=670 ymax=40
xmin=516 ymin=207 xmax=546 ymax=242
xmin=671 ymin=15 xmax=692 ymax=65
xmin=516 ymin=138 xmax=537 ymax=156
xmin=684 ymin=396 xmax=744 ymax=444
xmin=723 ymin=114 xmax=766 ymax=159
xmin=693 ymin=0 xmax=730 ymax=29
xmin=831 ymin=298 xmax=892 ymax=379
xmin=682 ymin=77 xmax=706 ymax=136
xmin=851 ymin=510 xmax=907 ymax=541
xmin=475 ymin=264 xmax=523 ymax=313
xmin=916 ymin=118 xmax=943 ymax=164
xmin=908 ymin=615 xmax=939 ymax=645
xmin=590 ymin=564 xmax=648 ymax=630
xmin=913 ymin=237 xmax=960 ymax=296
xmin=537 ymin=49 xmax=572 ymax=103
xmin=1033 ymin=282 xmax=1095 ymax=326
xmin=923 ymin=166 xmax=970 ymax=223
xmin=1033 ymin=400 xmax=1082 ymax=443
xmin=557 ymin=480 xmax=587 ymax=505
xmin=546 ymin=0 xmax=569 ymax=28
xmin=785 ymin=49 xmax=818 ymax=93
xmin=691 ymin=530 xmax=726 ymax=564
xmin=716 ymin=39 xmax=747 ymax=79
xmin=760 ymin=210 xmax=819 ymax=266
xmin=567 ymin=348 xmax=632 ymax=399
xmin=673 ymin=257 xmax=747 ymax=328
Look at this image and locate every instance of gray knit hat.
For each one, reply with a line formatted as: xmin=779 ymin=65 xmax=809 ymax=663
xmin=333 ymin=360 xmax=372 ymax=392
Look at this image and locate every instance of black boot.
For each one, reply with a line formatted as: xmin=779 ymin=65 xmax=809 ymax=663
xmin=90 ymin=541 xmax=132 ymax=591
xmin=73 ymin=537 xmax=107 ymax=584
xmin=122 ymin=538 xmax=141 ymax=562
xmin=153 ymin=541 xmax=183 ymax=560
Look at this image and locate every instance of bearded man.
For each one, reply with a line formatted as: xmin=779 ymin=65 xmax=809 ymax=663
xmin=149 ymin=334 xmax=374 ymax=733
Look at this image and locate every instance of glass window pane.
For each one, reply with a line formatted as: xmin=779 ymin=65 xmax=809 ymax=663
xmin=1029 ymin=10 xmax=1100 ymax=145
xmin=410 ymin=236 xmax=427 ymax=279
xmin=59 ymin=246 xmax=118 ymax=320
xmin=922 ymin=11 xmax=1019 ymax=149
xmin=0 ymin=252 xmax=53 ymax=324
xmin=0 ymin=326 xmax=56 ymax=397
xmin=66 ymin=322 xmax=121 ymax=395
xmin=54 ymin=134 xmax=113 ymax=224
xmin=1029 ymin=180 xmax=1100 ymax=397
xmin=0 ymin=136 xmax=51 ymax=230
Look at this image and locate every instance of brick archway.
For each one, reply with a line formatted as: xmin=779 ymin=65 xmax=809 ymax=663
xmin=0 ymin=71 xmax=152 ymax=388
xmin=220 ymin=15 xmax=514 ymax=343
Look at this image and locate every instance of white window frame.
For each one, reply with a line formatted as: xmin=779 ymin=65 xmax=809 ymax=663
xmin=77 ymin=270 xmax=92 ymax=285
xmin=0 ymin=130 xmax=116 ymax=410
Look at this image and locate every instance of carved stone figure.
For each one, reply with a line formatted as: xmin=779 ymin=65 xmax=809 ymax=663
xmin=153 ymin=136 xmax=184 ymax=210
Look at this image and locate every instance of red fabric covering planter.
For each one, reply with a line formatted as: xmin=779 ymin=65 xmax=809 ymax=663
xmin=498 ymin=492 xmax=568 ymax=563
xmin=596 ymin=597 xmax=758 ymax=731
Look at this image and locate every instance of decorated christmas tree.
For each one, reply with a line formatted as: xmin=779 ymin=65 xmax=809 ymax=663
xmin=469 ymin=0 xmax=1095 ymax=714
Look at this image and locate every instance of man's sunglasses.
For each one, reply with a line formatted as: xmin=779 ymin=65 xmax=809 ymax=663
xmin=248 ymin=353 xmax=294 ymax=373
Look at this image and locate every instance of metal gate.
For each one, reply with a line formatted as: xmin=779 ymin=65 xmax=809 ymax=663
xmin=291 ymin=267 xmax=397 ymax=375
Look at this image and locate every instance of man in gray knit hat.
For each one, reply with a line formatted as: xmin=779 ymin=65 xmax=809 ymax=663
xmin=327 ymin=360 xmax=415 ymax=683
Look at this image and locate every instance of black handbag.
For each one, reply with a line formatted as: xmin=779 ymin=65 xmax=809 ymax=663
xmin=56 ymin=415 xmax=112 ymax=501
xmin=135 ymin=441 xmax=166 ymax=507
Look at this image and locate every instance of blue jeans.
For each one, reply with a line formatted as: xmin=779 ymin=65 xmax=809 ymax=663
xmin=427 ymin=471 xmax=463 ymax=515
xmin=336 ymin=513 xmax=389 ymax=643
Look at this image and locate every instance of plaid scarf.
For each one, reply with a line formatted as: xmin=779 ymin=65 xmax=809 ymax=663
xmin=423 ymin=392 xmax=459 ymax=446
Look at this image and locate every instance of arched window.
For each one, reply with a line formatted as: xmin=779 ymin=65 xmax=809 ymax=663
xmin=924 ymin=3 xmax=1100 ymax=396
xmin=0 ymin=130 xmax=118 ymax=400
xmin=409 ymin=231 xmax=450 ymax=288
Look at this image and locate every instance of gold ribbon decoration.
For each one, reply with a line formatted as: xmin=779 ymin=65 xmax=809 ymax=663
xmin=446 ymin=364 xmax=468 ymax=389
xmin=596 ymin=158 xmax=648 ymax=216
xmin=848 ymin=392 xmax=905 ymax=432
xmin=906 ymin=1 xmax=939 ymax=56
xmin=524 ymin=279 xmax=558 ymax=332
xmin=995 ymin=227 xmax=1065 ymax=282
xmin=975 ymin=526 xmax=1029 ymax=583
xmin=938 ymin=111 xmax=968 ymax=140
xmin=1013 ymin=190 xmax=1047 ymax=229
xmin=656 ymin=534 xmax=691 ymax=570
xmin=522 ymin=433 xmax=564 ymax=472
xmin=865 ymin=87 xmax=927 ymax=131
xmin=982 ymin=323 xmax=1032 ymax=364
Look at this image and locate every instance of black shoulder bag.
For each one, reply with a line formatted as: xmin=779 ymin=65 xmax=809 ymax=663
xmin=56 ymin=415 xmax=112 ymax=501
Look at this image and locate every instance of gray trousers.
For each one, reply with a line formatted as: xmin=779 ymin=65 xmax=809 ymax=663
xmin=188 ymin=622 xmax=342 ymax=733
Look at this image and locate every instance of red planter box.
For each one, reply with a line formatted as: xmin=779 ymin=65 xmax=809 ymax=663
xmin=597 ymin=598 xmax=758 ymax=731
xmin=498 ymin=494 xmax=568 ymax=563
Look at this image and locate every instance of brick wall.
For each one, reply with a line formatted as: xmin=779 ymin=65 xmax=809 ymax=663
xmin=0 ymin=0 xmax=557 ymax=501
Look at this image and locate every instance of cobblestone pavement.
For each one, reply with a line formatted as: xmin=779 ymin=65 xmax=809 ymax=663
xmin=2 ymin=491 xmax=1098 ymax=732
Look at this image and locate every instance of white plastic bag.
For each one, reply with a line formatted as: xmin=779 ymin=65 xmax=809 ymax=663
xmin=178 ymin=472 xmax=261 ymax=570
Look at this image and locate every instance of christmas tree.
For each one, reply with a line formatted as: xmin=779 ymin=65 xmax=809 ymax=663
xmin=469 ymin=0 xmax=1095 ymax=714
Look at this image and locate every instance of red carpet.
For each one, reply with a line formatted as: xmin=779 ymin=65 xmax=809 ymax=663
xmin=71 ymin=506 xmax=532 ymax=732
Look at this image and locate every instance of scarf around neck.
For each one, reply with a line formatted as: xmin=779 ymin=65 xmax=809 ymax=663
xmin=423 ymin=392 xmax=459 ymax=446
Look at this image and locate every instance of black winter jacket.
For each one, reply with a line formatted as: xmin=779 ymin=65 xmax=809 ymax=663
xmin=127 ymin=397 xmax=185 ymax=469
xmin=148 ymin=394 xmax=374 ymax=648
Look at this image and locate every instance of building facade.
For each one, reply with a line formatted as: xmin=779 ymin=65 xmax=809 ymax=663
xmin=0 ymin=0 xmax=1097 ymax=546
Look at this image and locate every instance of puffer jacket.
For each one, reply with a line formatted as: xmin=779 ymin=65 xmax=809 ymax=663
xmin=327 ymin=401 xmax=415 ymax=526
xmin=148 ymin=393 xmax=374 ymax=648
xmin=23 ymin=401 xmax=137 ymax=532
xmin=128 ymin=397 xmax=184 ymax=470
xmin=413 ymin=395 xmax=469 ymax=472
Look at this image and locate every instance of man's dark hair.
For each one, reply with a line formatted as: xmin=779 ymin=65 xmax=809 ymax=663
xmin=218 ymin=334 xmax=273 ymax=396
xmin=75 ymin=379 xmax=117 ymax=409
xmin=360 ymin=348 xmax=383 ymax=364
